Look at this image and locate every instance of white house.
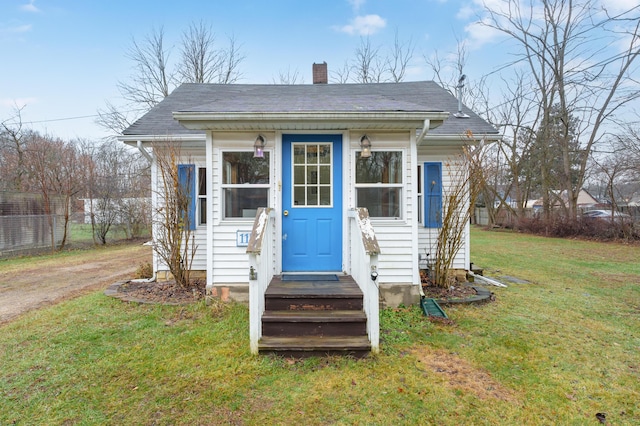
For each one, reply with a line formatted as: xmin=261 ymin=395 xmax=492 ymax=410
xmin=119 ymin=67 xmax=499 ymax=355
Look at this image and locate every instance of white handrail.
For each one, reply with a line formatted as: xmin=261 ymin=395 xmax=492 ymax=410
xmin=246 ymin=207 xmax=275 ymax=354
xmin=348 ymin=208 xmax=380 ymax=353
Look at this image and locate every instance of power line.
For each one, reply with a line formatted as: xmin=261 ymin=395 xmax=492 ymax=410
xmin=23 ymin=114 xmax=100 ymax=124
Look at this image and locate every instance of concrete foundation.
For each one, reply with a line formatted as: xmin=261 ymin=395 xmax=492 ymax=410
xmin=378 ymin=282 xmax=421 ymax=308
xmin=204 ymin=281 xmax=421 ymax=308
xmin=208 ymin=283 xmax=249 ymax=303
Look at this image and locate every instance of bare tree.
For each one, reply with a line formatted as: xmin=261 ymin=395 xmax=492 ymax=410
xmin=98 ymin=24 xmax=245 ymax=135
xmin=272 ymin=67 xmax=304 ymax=84
xmin=178 ymin=21 xmax=218 ymax=83
xmin=333 ymin=33 xmax=414 ymax=83
xmin=481 ymin=0 xmax=640 ymax=220
xmin=331 ymin=60 xmax=352 ymax=84
xmin=0 ymin=105 xmax=30 ymax=191
xmin=388 ymin=30 xmax=415 ymax=83
xmin=119 ymin=26 xmax=173 ymax=110
xmin=95 ymin=101 xmax=134 ymax=136
xmin=24 ymin=134 xmax=70 ymax=251
xmin=178 ymin=22 xmax=244 ymax=84
xmin=217 ymin=34 xmax=244 ymax=84
xmin=352 ymin=37 xmax=385 ymax=83
xmin=152 ymin=143 xmax=197 ymax=288
xmin=613 ymin=125 xmax=640 ymax=181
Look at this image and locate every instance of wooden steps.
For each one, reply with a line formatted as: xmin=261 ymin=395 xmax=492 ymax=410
xmin=259 ymin=275 xmax=371 ymax=357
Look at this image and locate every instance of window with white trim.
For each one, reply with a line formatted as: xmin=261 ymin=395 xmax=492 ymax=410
xmin=198 ymin=167 xmax=206 ymax=224
xmin=222 ymin=152 xmax=270 ymax=219
xmin=355 ymin=151 xmax=403 ymax=218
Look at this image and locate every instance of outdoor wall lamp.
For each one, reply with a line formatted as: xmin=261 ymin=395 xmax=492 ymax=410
xmin=360 ymin=135 xmax=372 ymax=158
xmin=254 ymin=135 xmax=266 ymax=158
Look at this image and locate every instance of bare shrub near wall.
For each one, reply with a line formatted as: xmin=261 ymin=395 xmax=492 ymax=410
xmin=432 ymin=144 xmax=483 ymax=288
xmin=152 ymin=143 xmax=197 ymax=288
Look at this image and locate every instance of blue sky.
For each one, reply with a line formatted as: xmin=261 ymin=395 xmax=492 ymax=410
xmin=0 ymin=0 xmax=636 ymax=140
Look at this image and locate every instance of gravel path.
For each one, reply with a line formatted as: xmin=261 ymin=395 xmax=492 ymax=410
xmin=0 ymin=243 xmax=152 ymax=325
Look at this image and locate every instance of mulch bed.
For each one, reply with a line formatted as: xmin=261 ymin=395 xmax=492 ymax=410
xmin=419 ymin=269 xmax=479 ymax=301
xmin=421 ymin=283 xmax=478 ymax=301
xmin=117 ymin=280 xmax=207 ymax=304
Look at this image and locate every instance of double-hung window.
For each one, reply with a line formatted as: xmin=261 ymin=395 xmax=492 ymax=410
xmin=177 ymin=165 xmax=206 ymax=228
xmin=222 ymin=152 xmax=270 ymax=219
xmin=198 ymin=167 xmax=206 ymax=224
xmin=355 ymin=151 xmax=403 ymax=219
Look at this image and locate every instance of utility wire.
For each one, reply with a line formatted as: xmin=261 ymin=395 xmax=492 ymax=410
xmin=24 ymin=114 xmax=100 ymax=124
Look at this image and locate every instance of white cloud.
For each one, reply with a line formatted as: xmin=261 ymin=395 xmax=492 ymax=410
xmin=21 ymin=0 xmax=41 ymax=13
xmin=600 ymin=0 xmax=638 ymax=12
xmin=464 ymin=19 xmax=504 ymax=49
xmin=456 ymin=5 xmax=475 ymax=20
xmin=335 ymin=14 xmax=387 ymax=36
xmin=348 ymin=0 xmax=366 ymax=12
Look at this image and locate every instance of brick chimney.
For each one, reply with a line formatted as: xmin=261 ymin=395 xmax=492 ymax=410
xmin=313 ymin=62 xmax=328 ymax=84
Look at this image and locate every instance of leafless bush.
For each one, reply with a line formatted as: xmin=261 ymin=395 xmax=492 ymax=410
xmin=516 ymin=216 xmax=639 ymax=241
xmin=432 ymin=146 xmax=483 ymax=288
xmin=152 ymin=143 xmax=197 ymax=288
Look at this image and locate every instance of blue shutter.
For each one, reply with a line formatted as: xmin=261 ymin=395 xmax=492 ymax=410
xmin=424 ymin=162 xmax=442 ymax=228
xmin=178 ymin=164 xmax=196 ymax=230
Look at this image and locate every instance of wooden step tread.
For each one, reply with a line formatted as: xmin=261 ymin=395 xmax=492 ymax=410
xmin=259 ymin=336 xmax=371 ymax=351
xmin=262 ymin=310 xmax=367 ymax=322
xmin=265 ymin=279 xmax=362 ymax=297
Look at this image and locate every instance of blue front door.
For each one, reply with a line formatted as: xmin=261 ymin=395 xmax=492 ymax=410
xmin=282 ymin=134 xmax=343 ymax=272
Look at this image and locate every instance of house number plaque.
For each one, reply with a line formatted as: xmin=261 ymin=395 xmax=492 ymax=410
xmin=236 ymin=230 xmax=251 ymax=247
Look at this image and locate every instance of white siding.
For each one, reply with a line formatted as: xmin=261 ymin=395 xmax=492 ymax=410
xmin=151 ymin=146 xmax=208 ymax=273
xmin=151 ymin=130 xmax=472 ymax=285
xmin=416 ymin=151 xmax=469 ymax=270
xmin=210 ymin=132 xmax=278 ymax=284
xmin=347 ymin=131 xmax=417 ymax=284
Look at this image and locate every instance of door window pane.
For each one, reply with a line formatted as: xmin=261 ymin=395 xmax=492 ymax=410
xmin=292 ymin=142 xmax=332 ymax=207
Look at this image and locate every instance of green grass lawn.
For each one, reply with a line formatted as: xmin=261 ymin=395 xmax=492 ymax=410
xmin=1 ymin=227 xmax=638 ymax=425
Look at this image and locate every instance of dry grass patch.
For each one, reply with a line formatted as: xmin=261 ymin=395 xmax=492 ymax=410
xmin=412 ymin=346 xmax=520 ymax=403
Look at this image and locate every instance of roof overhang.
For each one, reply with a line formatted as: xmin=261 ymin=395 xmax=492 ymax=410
xmin=172 ymin=111 xmax=451 ymax=132
xmin=418 ymin=132 xmax=502 ymax=147
xmin=118 ymin=134 xmax=206 ymax=146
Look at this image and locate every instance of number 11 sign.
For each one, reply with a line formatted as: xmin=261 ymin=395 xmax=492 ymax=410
xmin=236 ymin=230 xmax=251 ymax=247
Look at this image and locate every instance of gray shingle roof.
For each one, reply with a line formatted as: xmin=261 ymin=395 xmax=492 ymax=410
xmin=122 ymin=81 xmax=498 ymax=137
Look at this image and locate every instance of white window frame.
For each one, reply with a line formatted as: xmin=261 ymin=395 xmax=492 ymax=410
xmin=354 ymin=149 xmax=405 ymax=220
xmin=220 ymin=150 xmax=271 ymax=220
xmin=197 ymin=167 xmax=207 ymax=225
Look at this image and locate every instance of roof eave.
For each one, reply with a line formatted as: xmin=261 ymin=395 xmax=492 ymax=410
xmin=419 ymin=132 xmax=502 ymax=147
xmin=172 ymin=111 xmax=450 ymax=131
xmin=118 ymin=134 xmax=206 ymax=145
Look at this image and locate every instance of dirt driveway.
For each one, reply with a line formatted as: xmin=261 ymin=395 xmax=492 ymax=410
xmin=0 ymin=243 xmax=152 ymax=325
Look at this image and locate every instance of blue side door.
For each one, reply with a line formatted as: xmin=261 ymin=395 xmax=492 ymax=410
xmin=282 ymin=134 xmax=343 ymax=272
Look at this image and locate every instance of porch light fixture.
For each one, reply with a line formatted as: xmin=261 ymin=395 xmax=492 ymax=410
xmin=253 ymin=135 xmax=266 ymax=158
xmin=360 ymin=135 xmax=372 ymax=158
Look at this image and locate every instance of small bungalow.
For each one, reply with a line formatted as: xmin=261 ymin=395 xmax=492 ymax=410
xmin=120 ymin=64 xmax=499 ymax=355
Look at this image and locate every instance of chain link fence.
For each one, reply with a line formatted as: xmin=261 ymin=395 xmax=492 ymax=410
xmin=0 ymin=214 xmax=66 ymax=257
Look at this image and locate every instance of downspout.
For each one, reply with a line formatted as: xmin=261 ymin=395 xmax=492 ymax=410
xmin=416 ymin=119 xmax=431 ymax=146
xmin=413 ymin=121 xmax=428 ymax=298
xmin=136 ymin=140 xmax=156 ymax=282
xmin=137 ymin=140 xmax=153 ymax=163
